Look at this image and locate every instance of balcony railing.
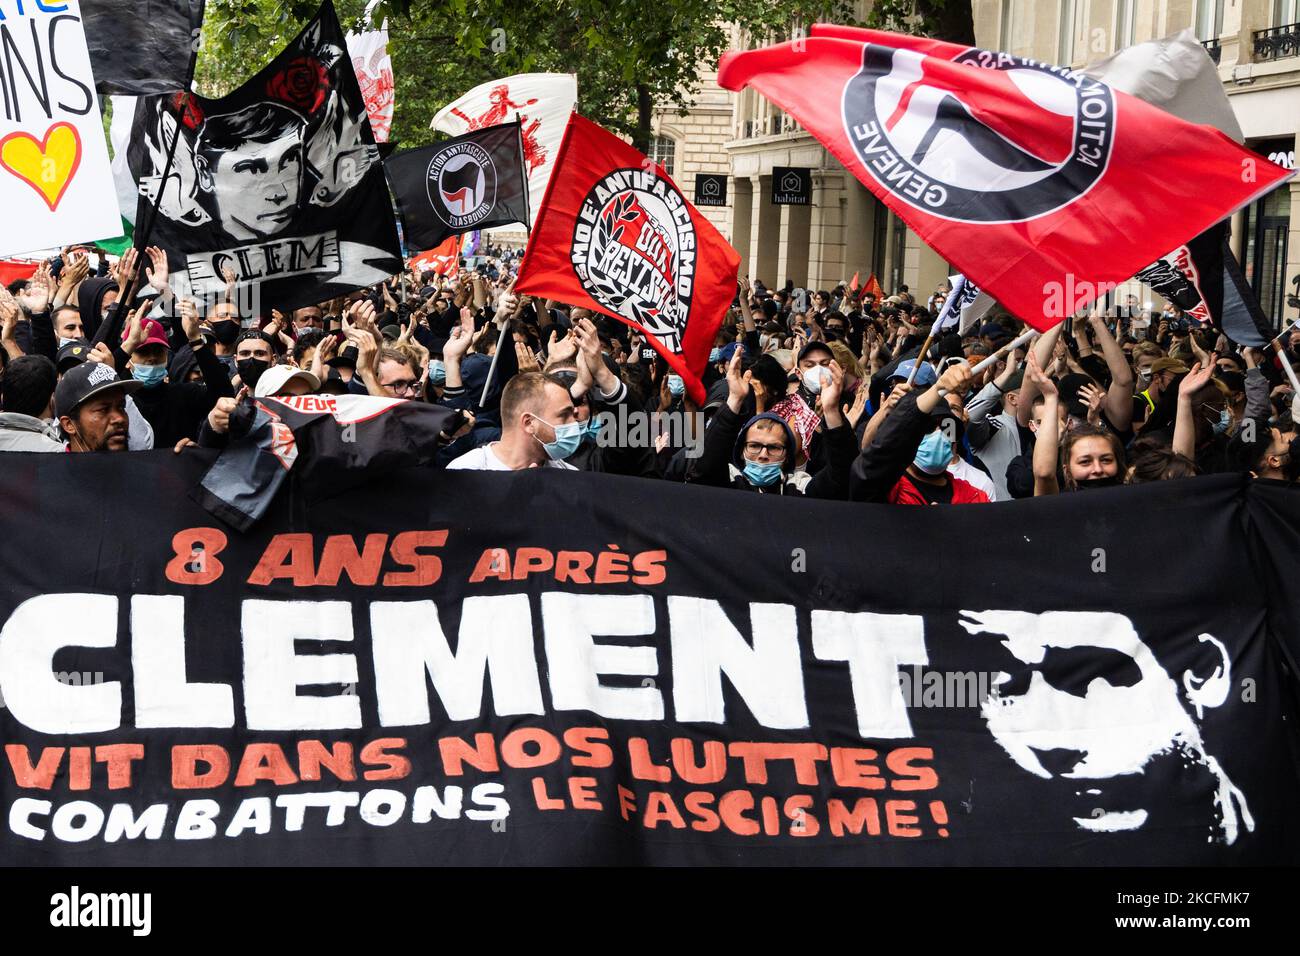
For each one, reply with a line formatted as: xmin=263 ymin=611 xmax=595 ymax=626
xmin=1202 ymin=37 xmax=1221 ymax=64
xmin=1254 ymin=22 xmax=1300 ymax=62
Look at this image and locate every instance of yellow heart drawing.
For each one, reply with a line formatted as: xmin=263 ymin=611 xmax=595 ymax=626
xmin=0 ymin=122 xmax=82 ymax=212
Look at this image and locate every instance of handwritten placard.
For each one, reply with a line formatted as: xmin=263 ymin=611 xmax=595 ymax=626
xmin=0 ymin=0 xmax=121 ymax=256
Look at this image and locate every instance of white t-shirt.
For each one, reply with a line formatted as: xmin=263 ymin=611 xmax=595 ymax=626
xmin=446 ymin=443 xmax=577 ymax=471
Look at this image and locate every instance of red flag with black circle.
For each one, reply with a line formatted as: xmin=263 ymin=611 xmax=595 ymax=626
xmin=718 ymin=31 xmax=1292 ymax=330
xmin=515 ymin=113 xmax=740 ymax=404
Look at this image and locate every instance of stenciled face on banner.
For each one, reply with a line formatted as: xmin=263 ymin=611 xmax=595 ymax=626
xmin=842 ymin=45 xmax=1115 ymax=223
xmin=426 ymin=141 xmax=498 ymax=231
xmin=571 ymin=167 xmax=696 ymax=354
xmin=131 ymin=12 xmax=385 ymax=295
xmin=959 ymin=610 xmax=1251 ymax=844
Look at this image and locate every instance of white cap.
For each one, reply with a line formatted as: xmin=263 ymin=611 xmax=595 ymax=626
xmin=254 ymin=364 xmax=321 ymax=398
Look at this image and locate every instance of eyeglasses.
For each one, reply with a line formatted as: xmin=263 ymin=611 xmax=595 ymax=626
xmin=744 ymin=441 xmax=787 ymax=460
xmin=383 ymin=379 xmax=421 ymax=396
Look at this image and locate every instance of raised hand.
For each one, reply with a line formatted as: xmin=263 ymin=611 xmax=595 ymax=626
xmin=178 ymin=298 xmax=201 ymax=342
xmin=1078 ymin=382 xmax=1106 ymax=425
xmin=846 ymin=383 xmax=870 ymax=428
xmin=86 ymin=342 xmax=116 ymax=368
xmin=121 ymin=301 xmax=152 ymax=354
xmin=515 ymin=339 xmax=540 ymax=373
xmin=1025 ymin=349 xmax=1057 ymax=396
xmin=0 ymin=289 xmax=20 ymax=345
xmin=144 ymin=245 xmax=169 ymax=290
xmin=17 ymin=263 xmax=54 ymax=314
xmin=207 ymin=396 xmax=240 ymax=435
xmin=1178 ymin=360 xmax=1215 ymax=399
xmin=546 ymin=327 xmax=579 ymax=366
xmin=111 ymin=248 xmax=136 ymax=288
xmin=441 ymin=307 xmax=475 ymax=362
xmin=725 ymin=348 xmax=746 ymax=411
xmin=821 ymin=359 xmax=845 ymax=411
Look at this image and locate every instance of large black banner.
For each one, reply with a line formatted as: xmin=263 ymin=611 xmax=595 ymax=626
xmin=124 ymin=1 xmax=401 ymax=309
xmin=386 ymin=122 xmax=530 ymax=252
xmin=0 ymin=455 xmax=1297 ymax=865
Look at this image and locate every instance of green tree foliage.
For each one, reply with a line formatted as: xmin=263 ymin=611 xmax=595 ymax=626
xmin=865 ymin=0 xmax=975 ymax=45
xmin=195 ymin=0 xmax=861 ymax=151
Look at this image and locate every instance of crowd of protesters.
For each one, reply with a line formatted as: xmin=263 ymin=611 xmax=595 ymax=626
xmin=1 ymin=241 xmax=1297 ymax=506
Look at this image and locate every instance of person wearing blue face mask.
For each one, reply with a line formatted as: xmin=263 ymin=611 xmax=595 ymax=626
xmin=122 ymin=299 xmax=236 ymax=451
xmin=447 ymin=370 xmax=580 ymax=471
xmin=540 ymin=318 xmax=658 ymax=478
xmin=687 ymin=349 xmax=855 ymax=498
xmin=851 ymin=359 xmax=991 ymax=504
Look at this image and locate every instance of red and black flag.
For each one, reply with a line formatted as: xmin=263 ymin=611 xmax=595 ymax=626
xmin=196 ymin=394 xmax=460 ymax=531
xmin=1134 ymin=221 xmax=1273 ymax=345
xmin=514 ymin=113 xmax=741 ymax=404
xmin=385 ymin=122 xmax=530 ymax=252
xmin=718 ymin=29 xmax=1292 ymax=330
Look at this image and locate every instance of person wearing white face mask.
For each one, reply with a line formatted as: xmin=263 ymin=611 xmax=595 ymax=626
xmin=52 ymin=306 xmax=84 ymax=350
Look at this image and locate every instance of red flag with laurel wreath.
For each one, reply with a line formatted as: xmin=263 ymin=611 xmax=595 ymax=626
xmin=514 ymin=114 xmax=740 ymax=404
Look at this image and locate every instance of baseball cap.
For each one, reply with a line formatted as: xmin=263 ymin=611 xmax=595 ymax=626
xmin=1151 ymin=358 xmax=1189 ymax=376
xmin=718 ymin=342 xmax=747 ymax=364
xmin=326 ymin=343 xmax=359 ymax=368
xmin=123 ymin=317 xmax=170 ymax=351
xmin=978 ymin=322 xmax=1011 ymax=343
xmin=254 ymin=365 xmax=321 ymax=398
xmin=54 ymin=360 xmax=142 ymax=418
xmin=798 ymin=342 xmax=834 ymax=364
xmin=56 ymin=338 xmax=93 ymax=372
xmin=889 ymin=358 xmax=937 ymax=387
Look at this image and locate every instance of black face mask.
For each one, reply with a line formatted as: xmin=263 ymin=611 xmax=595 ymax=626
xmin=1075 ymin=475 xmax=1121 ymax=490
xmin=236 ymin=358 xmax=269 ymax=388
xmin=211 ymin=320 xmax=239 ymax=346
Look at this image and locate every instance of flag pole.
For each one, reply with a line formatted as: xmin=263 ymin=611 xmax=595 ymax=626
xmin=905 ymin=329 xmax=937 ymax=385
xmin=1266 ymin=316 xmax=1297 ymax=346
xmin=478 ymin=116 xmax=531 ymax=408
xmin=970 ymin=327 xmax=1037 ymax=377
xmin=1272 ymin=339 xmax=1300 ymax=394
xmin=119 ymin=36 xmax=201 ymax=312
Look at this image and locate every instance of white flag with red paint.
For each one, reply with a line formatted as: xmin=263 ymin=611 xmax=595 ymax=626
xmin=432 ymin=73 xmax=577 ymax=227
xmin=346 ymin=0 xmax=394 ymax=143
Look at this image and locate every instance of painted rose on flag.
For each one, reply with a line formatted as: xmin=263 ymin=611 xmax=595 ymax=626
xmin=267 ymin=56 xmax=331 ymax=115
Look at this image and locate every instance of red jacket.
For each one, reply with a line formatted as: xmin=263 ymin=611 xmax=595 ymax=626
xmin=888 ymin=472 xmax=990 ymax=505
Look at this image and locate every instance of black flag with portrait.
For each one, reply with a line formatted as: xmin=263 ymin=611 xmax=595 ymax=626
xmin=123 ymin=0 xmax=400 ymax=310
xmin=385 ymin=122 xmax=530 ymax=252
